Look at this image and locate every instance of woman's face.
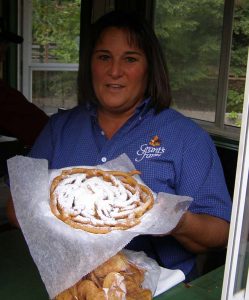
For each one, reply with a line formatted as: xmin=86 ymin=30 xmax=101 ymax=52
xmin=91 ymin=27 xmax=148 ymax=115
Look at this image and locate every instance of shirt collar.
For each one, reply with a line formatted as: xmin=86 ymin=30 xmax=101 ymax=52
xmin=135 ymin=97 xmax=152 ymax=116
xmin=86 ymin=102 xmax=97 ymax=118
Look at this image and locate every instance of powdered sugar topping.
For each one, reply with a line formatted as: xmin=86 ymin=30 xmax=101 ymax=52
xmin=54 ymin=173 xmax=140 ymax=224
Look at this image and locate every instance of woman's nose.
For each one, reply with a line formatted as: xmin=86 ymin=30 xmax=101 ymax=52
xmin=108 ymin=60 xmax=123 ymax=78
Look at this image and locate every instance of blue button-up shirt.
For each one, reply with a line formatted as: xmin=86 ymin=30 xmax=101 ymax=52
xmin=29 ymin=99 xmax=232 ymax=278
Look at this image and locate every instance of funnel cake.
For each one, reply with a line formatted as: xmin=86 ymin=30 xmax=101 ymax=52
xmin=50 ymin=168 xmax=154 ymax=234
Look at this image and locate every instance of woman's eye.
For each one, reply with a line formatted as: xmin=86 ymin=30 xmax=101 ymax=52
xmin=98 ymin=55 xmax=110 ymax=61
xmin=125 ymin=57 xmax=137 ymax=63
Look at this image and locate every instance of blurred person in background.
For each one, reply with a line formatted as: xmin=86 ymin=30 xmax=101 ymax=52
xmin=0 ymin=17 xmax=48 ymax=148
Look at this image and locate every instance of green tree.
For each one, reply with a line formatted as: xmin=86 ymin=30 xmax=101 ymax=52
xmin=32 ymin=0 xmax=81 ymax=63
xmin=32 ymin=0 xmax=80 ymax=102
xmin=227 ymin=0 xmax=249 ymax=116
xmin=155 ymin=0 xmax=223 ymax=91
xmin=154 ymin=0 xmax=248 ymax=119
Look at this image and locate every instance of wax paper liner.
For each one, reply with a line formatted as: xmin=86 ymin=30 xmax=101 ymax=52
xmin=7 ymin=154 xmax=192 ymax=299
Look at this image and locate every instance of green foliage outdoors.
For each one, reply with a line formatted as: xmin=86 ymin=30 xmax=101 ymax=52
xmin=155 ymin=0 xmax=248 ymax=124
xmin=32 ymin=0 xmax=248 ymax=123
xmin=227 ymin=0 xmax=249 ymax=121
xmin=32 ymin=0 xmax=80 ymax=63
xmin=32 ymin=0 xmax=80 ymax=101
xmin=155 ymin=0 xmax=224 ymax=91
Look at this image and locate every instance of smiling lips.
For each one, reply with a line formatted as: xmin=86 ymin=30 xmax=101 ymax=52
xmin=106 ymin=83 xmax=125 ymax=89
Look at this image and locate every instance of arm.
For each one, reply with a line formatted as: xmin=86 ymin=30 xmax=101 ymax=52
xmin=5 ymin=119 xmax=53 ymax=228
xmin=171 ymin=212 xmax=230 ymax=253
xmin=6 ymin=194 xmax=20 ymax=228
xmin=168 ymin=129 xmax=231 ymax=254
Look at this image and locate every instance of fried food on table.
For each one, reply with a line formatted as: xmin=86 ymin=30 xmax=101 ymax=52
xmin=93 ymin=252 xmax=128 ymax=278
xmin=55 ymin=252 xmax=152 ymax=300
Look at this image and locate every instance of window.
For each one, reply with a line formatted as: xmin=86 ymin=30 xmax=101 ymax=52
xmin=21 ymin=0 xmax=248 ymax=141
xmin=221 ymin=50 xmax=249 ymax=300
xmin=154 ymin=0 xmax=249 ymax=140
xmin=22 ymin=0 xmax=80 ymax=115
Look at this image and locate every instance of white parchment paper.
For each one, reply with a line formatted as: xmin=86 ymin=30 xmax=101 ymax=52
xmin=7 ymin=154 xmax=192 ymax=299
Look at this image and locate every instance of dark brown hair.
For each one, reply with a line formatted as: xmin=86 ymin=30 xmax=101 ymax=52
xmin=78 ymin=10 xmax=172 ymax=112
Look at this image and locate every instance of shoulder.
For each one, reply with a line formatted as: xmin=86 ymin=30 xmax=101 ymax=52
xmin=49 ymin=105 xmax=88 ymax=127
xmin=145 ymin=108 xmax=218 ymax=159
xmin=0 ymin=79 xmax=28 ymax=103
xmin=157 ymin=108 xmax=201 ymax=127
xmin=0 ymin=79 xmax=23 ymax=97
xmin=153 ymin=108 xmax=211 ymax=142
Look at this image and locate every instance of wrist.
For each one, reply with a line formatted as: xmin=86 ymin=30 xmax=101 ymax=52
xmin=171 ymin=211 xmax=189 ymax=237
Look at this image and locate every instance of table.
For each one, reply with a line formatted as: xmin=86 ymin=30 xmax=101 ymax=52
xmin=155 ymin=265 xmax=224 ymax=300
xmin=0 ymin=229 xmax=225 ymax=300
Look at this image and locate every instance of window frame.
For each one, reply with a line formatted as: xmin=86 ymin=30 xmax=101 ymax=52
xmin=22 ymin=0 xmax=79 ymax=103
xmin=221 ymin=49 xmax=249 ymax=300
xmin=201 ymin=0 xmax=243 ymax=143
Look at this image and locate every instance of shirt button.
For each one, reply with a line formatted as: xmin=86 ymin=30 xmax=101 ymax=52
xmin=101 ymin=157 xmax=107 ymax=163
xmin=101 ymin=130 xmax=105 ymax=136
xmin=139 ymin=116 xmax=142 ymax=120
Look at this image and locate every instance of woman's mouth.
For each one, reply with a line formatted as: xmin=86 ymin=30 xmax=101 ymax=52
xmin=106 ymin=84 xmax=124 ymax=89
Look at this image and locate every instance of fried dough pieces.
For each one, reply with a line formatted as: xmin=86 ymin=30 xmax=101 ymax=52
xmin=55 ymin=252 xmax=152 ymax=300
xmin=50 ymin=168 xmax=154 ymax=234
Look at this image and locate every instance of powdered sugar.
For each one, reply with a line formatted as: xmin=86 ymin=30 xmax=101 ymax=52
xmin=54 ymin=173 xmax=140 ymax=224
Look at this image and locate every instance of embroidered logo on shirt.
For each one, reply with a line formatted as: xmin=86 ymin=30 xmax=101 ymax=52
xmin=149 ymin=135 xmax=160 ymax=146
xmin=135 ymin=136 xmax=165 ymax=162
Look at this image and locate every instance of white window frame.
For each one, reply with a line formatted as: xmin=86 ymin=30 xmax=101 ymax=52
xmin=22 ymin=0 xmax=79 ymax=103
xmin=221 ymin=49 xmax=249 ymax=300
xmin=202 ymin=0 xmax=238 ymax=141
xmin=186 ymin=0 xmax=241 ymax=141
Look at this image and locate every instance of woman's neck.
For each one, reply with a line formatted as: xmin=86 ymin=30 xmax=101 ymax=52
xmin=97 ymin=108 xmax=134 ymax=139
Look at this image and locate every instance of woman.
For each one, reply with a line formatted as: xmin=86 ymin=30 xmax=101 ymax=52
xmin=7 ymin=11 xmax=231 ymax=281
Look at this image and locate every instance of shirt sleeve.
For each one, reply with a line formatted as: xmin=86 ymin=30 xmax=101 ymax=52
xmin=176 ymin=130 xmax=232 ymax=222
